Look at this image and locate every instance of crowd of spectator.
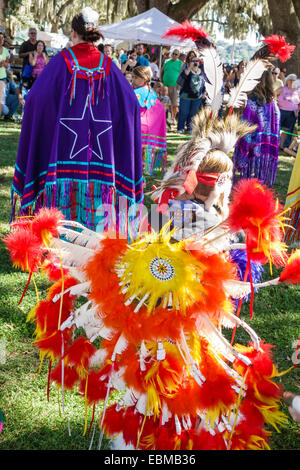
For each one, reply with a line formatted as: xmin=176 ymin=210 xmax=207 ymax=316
xmin=1 ymin=26 xmax=300 ymax=156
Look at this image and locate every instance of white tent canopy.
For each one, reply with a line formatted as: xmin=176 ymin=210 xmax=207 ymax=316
xmin=99 ymin=8 xmax=194 ymax=49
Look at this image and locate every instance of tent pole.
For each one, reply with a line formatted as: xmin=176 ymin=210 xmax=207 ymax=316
xmin=159 ymin=45 xmax=162 ymax=72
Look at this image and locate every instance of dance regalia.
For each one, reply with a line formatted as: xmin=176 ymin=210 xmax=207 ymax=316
xmin=5 ymin=25 xmax=299 ymax=453
xmin=134 ymin=86 xmax=167 ymax=176
xmin=11 ymin=43 xmax=144 ymax=234
xmin=284 ymin=146 xmax=300 ymax=246
xmin=233 ymin=96 xmax=280 ymax=187
xmin=4 ymin=179 xmax=298 ymax=450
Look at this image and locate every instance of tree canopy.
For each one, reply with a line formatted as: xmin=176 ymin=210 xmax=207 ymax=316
xmin=1 ymin=0 xmax=300 ymax=73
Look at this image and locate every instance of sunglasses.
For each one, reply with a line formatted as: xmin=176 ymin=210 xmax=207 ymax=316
xmin=172 ymin=53 xmax=179 ymax=56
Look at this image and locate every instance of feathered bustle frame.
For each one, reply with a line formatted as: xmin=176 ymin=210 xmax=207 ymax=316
xmin=4 ymin=190 xmax=300 ymax=450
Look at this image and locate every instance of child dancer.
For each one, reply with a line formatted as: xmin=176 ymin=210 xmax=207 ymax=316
xmin=132 ymin=66 xmax=167 ymax=176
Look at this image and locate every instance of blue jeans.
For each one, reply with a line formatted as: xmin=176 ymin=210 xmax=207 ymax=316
xmin=177 ymin=96 xmax=202 ymax=132
xmin=1 ymin=94 xmax=18 ymax=117
xmin=280 ymin=109 xmax=296 ymax=148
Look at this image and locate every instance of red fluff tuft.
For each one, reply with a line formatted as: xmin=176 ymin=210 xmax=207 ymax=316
xmin=41 ymin=254 xmax=70 ymax=281
xmin=154 ymin=426 xmax=175 ymax=451
xmin=31 ymin=207 xmax=63 ymax=243
xmin=279 ymin=250 xmax=300 ymax=284
xmin=163 ymin=21 xmax=208 ymax=42
xmin=4 ymin=228 xmax=44 ymax=272
xmin=227 ymin=179 xmax=286 ymax=265
xmin=194 ymin=428 xmax=227 ymax=450
xmin=51 ymin=362 xmax=80 ymax=389
xmin=233 ymin=342 xmax=275 ymax=378
xmin=34 ymin=329 xmax=71 ymax=358
xmin=102 ymin=404 xmax=126 ymax=437
xmin=35 ymin=296 xmax=73 ymax=336
xmin=79 ymin=370 xmax=109 ymax=404
xmin=228 ymin=179 xmax=279 ymax=231
xmin=63 ymin=336 xmax=96 ymax=372
xmin=103 ymin=405 xmax=143 ymax=447
xmin=10 ymin=217 xmax=32 ymax=230
xmin=263 ymin=35 xmax=295 ymax=62
xmin=230 ymin=399 xmax=269 ymax=450
xmin=122 ymin=408 xmax=144 ymax=446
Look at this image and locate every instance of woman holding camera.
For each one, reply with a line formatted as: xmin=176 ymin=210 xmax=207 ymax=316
xmin=176 ymin=50 xmax=205 ymax=134
xmin=121 ymin=50 xmax=138 ymax=74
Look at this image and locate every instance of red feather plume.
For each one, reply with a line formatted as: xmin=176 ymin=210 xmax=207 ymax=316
xmin=34 ymin=329 xmax=71 ymax=358
xmin=31 ymin=207 xmax=63 ymax=244
xmin=163 ymin=20 xmax=208 ymax=42
xmin=51 ymin=362 xmax=80 ymax=389
xmin=279 ymin=250 xmax=300 ymax=284
xmin=4 ymin=228 xmax=44 ymax=272
xmin=79 ymin=369 xmax=110 ymax=404
xmin=227 ymin=179 xmax=287 ymax=265
xmin=263 ymin=35 xmax=295 ymax=62
xmin=63 ymin=337 xmax=96 ymax=373
xmin=41 ymin=254 xmax=70 ymax=281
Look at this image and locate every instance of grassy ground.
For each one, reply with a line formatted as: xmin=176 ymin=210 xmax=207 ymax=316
xmin=0 ymin=121 xmax=299 ymax=450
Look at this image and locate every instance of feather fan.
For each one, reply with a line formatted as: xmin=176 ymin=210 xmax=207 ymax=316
xmin=227 ymin=59 xmax=266 ymax=111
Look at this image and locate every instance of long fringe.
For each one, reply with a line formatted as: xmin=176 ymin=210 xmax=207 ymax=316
xmin=12 ymin=181 xmax=143 ymax=239
xmin=142 ymin=146 xmax=167 ymax=176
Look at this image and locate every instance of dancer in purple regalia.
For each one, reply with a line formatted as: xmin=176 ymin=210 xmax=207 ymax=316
xmin=233 ymin=69 xmax=280 ymax=187
xmin=11 ymin=8 xmax=143 ymax=235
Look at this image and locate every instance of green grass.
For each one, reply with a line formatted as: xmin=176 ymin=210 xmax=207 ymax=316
xmin=0 ymin=121 xmax=299 ymax=450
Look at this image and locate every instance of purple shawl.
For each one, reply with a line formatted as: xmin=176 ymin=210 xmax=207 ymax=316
xmin=233 ymin=98 xmax=280 ymax=187
xmin=12 ymin=49 xmax=143 ymax=233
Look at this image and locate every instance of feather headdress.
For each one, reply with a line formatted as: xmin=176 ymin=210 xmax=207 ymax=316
xmin=151 ymin=108 xmax=257 ymax=206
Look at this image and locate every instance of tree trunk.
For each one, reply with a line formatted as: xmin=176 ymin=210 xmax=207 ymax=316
xmin=0 ymin=0 xmax=5 ymax=26
xmin=0 ymin=0 xmax=10 ymax=33
xmin=167 ymin=0 xmax=209 ymax=22
xmin=135 ymin=0 xmax=209 ymax=22
xmin=267 ymin=0 xmax=300 ymax=75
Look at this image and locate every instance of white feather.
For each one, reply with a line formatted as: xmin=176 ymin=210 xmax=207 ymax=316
xmin=109 ymin=433 xmax=135 ymax=451
xmin=201 ymin=47 xmax=223 ymax=112
xmin=199 ymin=314 xmax=252 ymax=367
xmin=227 ymin=59 xmax=266 ymax=110
xmin=224 ymin=279 xmax=252 ymax=300
xmin=52 ymin=281 xmax=91 ymax=302
xmin=89 ymin=349 xmax=108 ymax=367
xmin=81 ymin=7 xmax=99 ymax=25
xmin=51 ymin=238 xmax=95 ymax=267
xmin=111 ymin=334 xmax=128 ymax=360
xmin=225 ymin=311 xmax=260 ymax=350
xmin=96 ymin=325 xmax=116 ymax=341
xmin=110 ymin=367 xmax=126 ymax=391
xmin=58 ymin=226 xmax=103 ymax=250
xmin=161 ymin=402 xmax=172 ymax=426
xmin=118 ymin=389 xmax=140 ymax=409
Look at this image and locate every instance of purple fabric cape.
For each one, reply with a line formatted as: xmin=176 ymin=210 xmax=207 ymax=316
xmin=12 ymin=49 xmax=143 ymax=233
xmin=233 ymin=97 xmax=280 ymax=187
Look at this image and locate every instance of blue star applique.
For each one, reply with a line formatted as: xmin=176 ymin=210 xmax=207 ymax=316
xmin=59 ymin=95 xmax=112 ymax=161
